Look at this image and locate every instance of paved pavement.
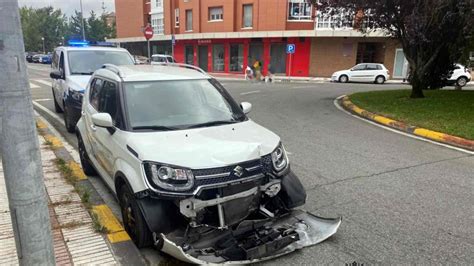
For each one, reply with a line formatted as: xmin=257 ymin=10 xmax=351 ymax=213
xmin=26 ymin=63 xmax=474 ymax=264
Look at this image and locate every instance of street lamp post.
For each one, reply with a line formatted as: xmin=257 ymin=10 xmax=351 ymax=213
xmin=79 ymin=0 xmax=86 ymax=41
xmin=41 ymin=37 xmax=45 ymax=53
xmin=62 ymin=36 xmax=65 ymax=46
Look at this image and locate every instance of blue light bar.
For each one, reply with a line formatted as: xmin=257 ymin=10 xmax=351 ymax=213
xmin=68 ymin=40 xmax=89 ymax=47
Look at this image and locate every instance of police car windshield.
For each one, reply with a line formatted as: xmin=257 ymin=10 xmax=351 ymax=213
xmin=68 ymin=50 xmax=134 ymax=75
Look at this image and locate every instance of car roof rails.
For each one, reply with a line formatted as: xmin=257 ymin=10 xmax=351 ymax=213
xmin=152 ymin=63 xmax=209 ymax=76
xmin=102 ymin=64 xmax=123 ymax=78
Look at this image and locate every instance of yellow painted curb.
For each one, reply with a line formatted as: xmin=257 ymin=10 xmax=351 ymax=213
xmin=413 ymin=128 xmax=446 ymax=142
xmin=68 ymin=161 xmax=88 ymax=180
xmin=92 ymin=205 xmax=131 ymax=243
xmin=36 ymin=120 xmax=48 ymax=129
xmin=44 ymin=134 xmax=63 ymax=149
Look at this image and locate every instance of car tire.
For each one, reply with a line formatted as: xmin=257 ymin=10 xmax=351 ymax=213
xmin=77 ymin=133 xmax=97 ymax=176
xmin=375 ymin=75 xmax=386 ymax=84
xmin=339 ymin=75 xmax=349 ymax=83
xmin=63 ymin=103 xmax=76 ymax=133
xmin=118 ymin=183 xmax=153 ymax=248
xmin=456 ymin=77 xmax=468 ymax=87
xmin=52 ymin=89 xmax=63 ymax=113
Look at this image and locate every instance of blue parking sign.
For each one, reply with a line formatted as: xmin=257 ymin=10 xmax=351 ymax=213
xmin=286 ymin=44 xmax=295 ymax=54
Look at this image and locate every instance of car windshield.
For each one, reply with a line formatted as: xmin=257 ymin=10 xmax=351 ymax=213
xmin=68 ymin=50 xmax=134 ymax=75
xmin=124 ymin=79 xmax=246 ymax=130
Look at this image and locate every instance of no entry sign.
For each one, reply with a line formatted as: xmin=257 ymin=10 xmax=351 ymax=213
xmin=144 ymin=26 xmax=153 ymax=40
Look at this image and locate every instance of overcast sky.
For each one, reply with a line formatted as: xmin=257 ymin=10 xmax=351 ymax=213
xmin=18 ymin=0 xmax=115 ymax=17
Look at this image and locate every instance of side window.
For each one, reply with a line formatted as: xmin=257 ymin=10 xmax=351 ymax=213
xmin=376 ymin=65 xmax=383 ymax=70
xmin=59 ymin=52 xmax=65 ymax=74
xmin=89 ymin=79 xmax=104 ymax=110
xmin=98 ymin=81 xmax=121 ymax=128
xmin=366 ymin=64 xmax=378 ymax=70
xmin=52 ymin=51 xmax=59 ymax=69
xmin=352 ymin=64 xmax=366 ymax=71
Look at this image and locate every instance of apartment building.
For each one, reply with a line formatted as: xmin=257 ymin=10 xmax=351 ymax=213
xmin=112 ymin=0 xmax=407 ymax=78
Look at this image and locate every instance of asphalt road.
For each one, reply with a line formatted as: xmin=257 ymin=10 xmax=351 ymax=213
xmin=26 ymin=63 xmax=474 ymax=265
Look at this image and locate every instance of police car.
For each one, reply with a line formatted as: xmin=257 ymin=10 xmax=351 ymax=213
xmin=50 ymin=41 xmax=135 ymax=132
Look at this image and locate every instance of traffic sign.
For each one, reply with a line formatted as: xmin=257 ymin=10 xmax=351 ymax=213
xmin=144 ymin=26 xmax=153 ymax=40
xmin=286 ymin=44 xmax=295 ymax=54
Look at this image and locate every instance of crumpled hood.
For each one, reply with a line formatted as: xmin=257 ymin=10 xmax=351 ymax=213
xmin=127 ymin=120 xmax=280 ymax=169
xmin=66 ymin=75 xmax=91 ymax=92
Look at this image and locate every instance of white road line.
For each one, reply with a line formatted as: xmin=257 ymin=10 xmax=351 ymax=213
xmin=35 ymin=98 xmax=52 ymax=102
xmin=240 ymin=90 xmax=261 ymax=95
xmin=33 ymin=101 xmax=64 ymax=126
xmin=34 ymin=79 xmax=52 ymax=87
xmin=333 ymin=95 xmax=474 ymax=155
xmin=29 ymin=82 xmax=40 ymax=89
xmin=27 ymin=65 xmax=51 ymax=72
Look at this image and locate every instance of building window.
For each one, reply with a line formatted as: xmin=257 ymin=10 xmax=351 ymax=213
xmin=242 ymin=4 xmax=253 ymax=28
xmin=209 ymin=7 xmax=223 ymax=21
xmin=186 ymin=10 xmax=193 ymax=31
xmin=316 ymin=8 xmax=354 ymax=29
xmin=151 ymin=14 xmax=164 ymax=34
xmin=229 ymin=44 xmax=243 ymax=72
xmin=175 ymin=8 xmax=180 ymax=27
xmin=213 ymin=44 xmax=225 ymax=72
xmin=288 ymin=0 xmax=312 ymax=21
xmin=155 ymin=0 xmax=162 ymax=8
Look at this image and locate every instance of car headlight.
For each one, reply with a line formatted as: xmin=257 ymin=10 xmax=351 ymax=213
xmin=70 ymin=89 xmax=84 ymax=101
xmin=144 ymin=162 xmax=194 ymax=191
xmin=271 ymin=143 xmax=289 ymax=174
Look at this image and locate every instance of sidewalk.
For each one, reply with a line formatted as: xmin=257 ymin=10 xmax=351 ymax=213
xmin=0 ymin=135 xmax=116 ymax=265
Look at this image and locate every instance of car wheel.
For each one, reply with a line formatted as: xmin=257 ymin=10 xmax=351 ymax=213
xmin=63 ymin=103 xmax=76 ymax=133
xmin=456 ymin=77 xmax=468 ymax=87
xmin=52 ymin=89 xmax=63 ymax=113
xmin=375 ymin=75 xmax=386 ymax=84
xmin=339 ymin=75 xmax=349 ymax=83
xmin=77 ymin=133 xmax=97 ymax=176
xmin=118 ymin=184 xmax=153 ymax=248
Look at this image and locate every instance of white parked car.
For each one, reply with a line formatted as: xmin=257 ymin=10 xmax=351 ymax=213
xmin=76 ymin=63 xmax=341 ymax=264
xmin=50 ymin=45 xmax=135 ymax=133
xmin=446 ymin=64 xmax=471 ymax=87
xmin=150 ymin=54 xmax=176 ymax=64
xmin=332 ymin=63 xmax=390 ymax=84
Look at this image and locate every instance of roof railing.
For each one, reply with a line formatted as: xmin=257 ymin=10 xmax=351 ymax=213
xmin=151 ymin=62 xmax=209 ymax=76
xmin=102 ymin=64 xmax=122 ymax=77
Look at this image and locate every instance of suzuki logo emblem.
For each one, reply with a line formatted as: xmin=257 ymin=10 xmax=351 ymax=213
xmin=233 ymin=166 xmax=244 ymax=177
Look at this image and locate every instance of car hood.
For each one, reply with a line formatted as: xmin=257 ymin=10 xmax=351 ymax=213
xmin=67 ymin=75 xmax=91 ymax=92
xmin=127 ymin=120 xmax=280 ymax=169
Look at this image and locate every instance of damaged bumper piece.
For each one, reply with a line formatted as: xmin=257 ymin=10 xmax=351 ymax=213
xmin=160 ymin=210 xmax=342 ymax=264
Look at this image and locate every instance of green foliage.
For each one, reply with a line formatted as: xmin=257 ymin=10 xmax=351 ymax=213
xmin=20 ymin=6 xmax=116 ymax=52
xmin=350 ymin=90 xmax=474 ymax=139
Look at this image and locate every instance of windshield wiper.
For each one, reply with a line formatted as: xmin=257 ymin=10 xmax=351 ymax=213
xmin=132 ymin=125 xmax=179 ymax=131
xmin=186 ymin=120 xmax=238 ymax=129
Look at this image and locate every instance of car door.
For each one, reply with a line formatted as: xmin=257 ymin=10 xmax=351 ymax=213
xmin=364 ymin=64 xmax=380 ymax=82
xmin=52 ymin=50 xmax=66 ymax=109
xmin=92 ymin=80 xmax=122 ymax=185
xmin=349 ymin=64 xmax=367 ymax=82
xmin=83 ymin=78 xmax=103 ymax=163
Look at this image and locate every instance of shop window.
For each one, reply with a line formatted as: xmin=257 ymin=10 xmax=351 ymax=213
xmin=242 ymin=4 xmax=253 ymax=28
xmin=270 ymin=44 xmax=287 ymax=74
xmin=186 ymin=10 xmax=193 ymax=31
xmin=288 ymin=0 xmax=312 ymax=21
xmin=185 ymin=45 xmax=194 ymax=65
xmin=213 ymin=44 xmax=224 ymax=72
xmin=316 ymin=8 xmax=354 ymax=29
xmin=229 ymin=44 xmax=243 ymax=72
xmin=175 ymin=8 xmax=180 ymax=27
xmin=209 ymin=7 xmax=223 ymax=21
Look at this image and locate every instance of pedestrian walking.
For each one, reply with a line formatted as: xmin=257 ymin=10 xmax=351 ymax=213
xmin=253 ymin=59 xmax=262 ymax=81
xmin=245 ymin=65 xmax=254 ymax=80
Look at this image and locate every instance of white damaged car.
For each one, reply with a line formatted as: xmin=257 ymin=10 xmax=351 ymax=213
xmin=76 ymin=63 xmax=341 ymax=264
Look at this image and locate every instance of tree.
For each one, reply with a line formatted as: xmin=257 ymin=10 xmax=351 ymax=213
xmin=67 ymin=10 xmax=88 ymax=41
xmin=311 ymin=0 xmax=473 ymax=98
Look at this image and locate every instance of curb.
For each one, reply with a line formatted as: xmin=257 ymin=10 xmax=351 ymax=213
xmin=340 ymin=96 xmax=474 ymax=151
xmin=36 ymin=118 xmax=146 ymax=265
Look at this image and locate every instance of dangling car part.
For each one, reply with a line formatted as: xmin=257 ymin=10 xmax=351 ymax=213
xmin=76 ymin=63 xmax=341 ymax=264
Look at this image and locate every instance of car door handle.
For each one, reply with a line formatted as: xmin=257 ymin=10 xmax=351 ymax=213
xmin=90 ymin=124 xmax=97 ymax=131
xmin=81 ymin=111 xmax=85 ymax=116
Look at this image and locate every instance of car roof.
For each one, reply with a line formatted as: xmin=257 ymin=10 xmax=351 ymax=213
xmin=55 ymin=46 xmax=130 ymax=53
xmin=95 ymin=64 xmax=210 ymax=82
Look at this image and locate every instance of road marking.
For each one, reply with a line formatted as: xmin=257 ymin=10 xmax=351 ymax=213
xmin=92 ymin=205 xmax=132 ymax=243
xmin=240 ymin=90 xmax=261 ymax=95
xmin=29 ymin=82 xmax=40 ymax=89
xmin=68 ymin=161 xmax=88 ymax=180
xmin=35 ymin=98 xmax=52 ymax=102
xmin=34 ymin=79 xmax=52 ymax=87
xmin=44 ymin=134 xmax=64 ymax=149
xmin=334 ymin=95 xmax=474 ymax=155
xmin=27 ymin=65 xmax=51 ymax=72
xmin=33 ymin=101 xmax=65 ymax=126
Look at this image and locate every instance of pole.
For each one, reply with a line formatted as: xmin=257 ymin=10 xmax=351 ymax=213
xmin=79 ymin=0 xmax=86 ymax=41
xmin=289 ymin=53 xmax=292 ymax=81
xmin=171 ymin=35 xmax=175 ymax=58
xmin=147 ymin=39 xmax=151 ymax=63
xmin=0 ymin=0 xmax=55 ymax=265
xmin=42 ymin=37 xmax=45 ymax=54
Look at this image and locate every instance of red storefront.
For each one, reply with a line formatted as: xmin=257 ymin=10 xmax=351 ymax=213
xmin=173 ymin=37 xmax=311 ymax=77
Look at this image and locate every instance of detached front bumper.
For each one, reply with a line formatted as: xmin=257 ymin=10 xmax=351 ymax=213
xmin=160 ymin=210 xmax=342 ymax=264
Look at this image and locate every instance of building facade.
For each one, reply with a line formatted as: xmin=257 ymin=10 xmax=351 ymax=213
xmin=112 ymin=0 xmax=407 ymax=78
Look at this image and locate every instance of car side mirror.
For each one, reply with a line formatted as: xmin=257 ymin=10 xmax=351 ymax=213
xmin=50 ymin=70 xmax=63 ymax=80
xmin=240 ymin=102 xmax=252 ymax=114
xmin=92 ymin=113 xmax=114 ymax=128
